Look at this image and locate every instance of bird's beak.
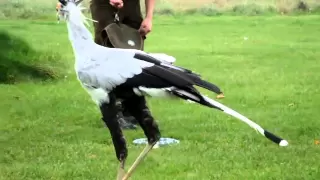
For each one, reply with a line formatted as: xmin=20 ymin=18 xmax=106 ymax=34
xmin=59 ymin=0 xmax=67 ymax=6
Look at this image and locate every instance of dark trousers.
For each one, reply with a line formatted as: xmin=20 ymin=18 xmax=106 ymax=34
xmin=90 ymin=0 xmax=144 ymax=47
xmin=90 ymin=0 xmax=145 ymax=126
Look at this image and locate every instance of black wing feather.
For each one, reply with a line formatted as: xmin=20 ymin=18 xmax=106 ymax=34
xmin=134 ymin=53 xmax=196 ymax=74
xmin=133 ymin=52 xmax=223 ymax=94
xmin=120 ymin=65 xmax=192 ymax=89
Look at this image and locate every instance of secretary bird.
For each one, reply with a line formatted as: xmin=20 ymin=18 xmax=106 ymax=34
xmin=57 ymin=0 xmax=289 ymax=179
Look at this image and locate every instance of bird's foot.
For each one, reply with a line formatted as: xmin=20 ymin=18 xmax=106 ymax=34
xmin=121 ymin=141 xmax=158 ymax=180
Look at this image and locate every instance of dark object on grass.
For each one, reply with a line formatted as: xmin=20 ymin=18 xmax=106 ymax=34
xmin=0 ymin=31 xmax=57 ymax=84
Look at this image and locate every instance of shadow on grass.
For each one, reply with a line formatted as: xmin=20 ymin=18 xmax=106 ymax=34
xmin=0 ymin=31 xmax=61 ymax=84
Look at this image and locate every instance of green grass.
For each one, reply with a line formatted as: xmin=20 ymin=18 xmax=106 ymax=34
xmin=1 ymin=15 xmax=320 ymax=179
xmin=1 ymin=0 xmax=320 ymax=19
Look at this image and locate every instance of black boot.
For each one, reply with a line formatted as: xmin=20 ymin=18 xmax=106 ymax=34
xmin=122 ymin=107 xmax=139 ymax=125
xmin=116 ymin=101 xmax=138 ymax=130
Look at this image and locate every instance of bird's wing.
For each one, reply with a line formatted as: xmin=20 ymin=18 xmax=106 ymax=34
xmin=77 ymin=46 xmax=222 ymax=95
xmin=76 ymin=47 xmax=153 ymax=91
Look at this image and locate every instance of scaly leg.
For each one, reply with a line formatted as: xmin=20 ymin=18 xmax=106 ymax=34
xmin=122 ymin=142 xmax=157 ymax=180
xmin=99 ymin=93 xmax=128 ymax=180
xmin=117 ymin=160 xmax=125 ymax=180
xmin=121 ymin=95 xmax=161 ymax=180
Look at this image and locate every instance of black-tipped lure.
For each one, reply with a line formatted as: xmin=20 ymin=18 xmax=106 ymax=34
xmin=202 ymin=96 xmax=289 ymax=146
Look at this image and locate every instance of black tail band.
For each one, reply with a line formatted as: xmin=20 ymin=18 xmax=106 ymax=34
xmin=264 ymin=130 xmax=284 ymax=145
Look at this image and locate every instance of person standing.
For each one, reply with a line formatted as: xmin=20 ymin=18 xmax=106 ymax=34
xmin=89 ymin=0 xmax=155 ymax=129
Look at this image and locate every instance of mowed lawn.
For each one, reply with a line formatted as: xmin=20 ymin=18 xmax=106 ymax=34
xmin=1 ymin=15 xmax=320 ymax=180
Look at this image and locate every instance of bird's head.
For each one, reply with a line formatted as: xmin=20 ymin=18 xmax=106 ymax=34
xmin=58 ymin=0 xmax=96 ymax=26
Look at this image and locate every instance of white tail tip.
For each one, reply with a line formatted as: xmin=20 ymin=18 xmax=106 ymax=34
xmin=279 ymin=140 xmax=289 ymax=146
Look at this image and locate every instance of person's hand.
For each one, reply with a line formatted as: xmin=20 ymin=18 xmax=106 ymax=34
xmin=109 ymin=0 xmax=123 ymax=9
xmin=139 ymin=17 xmax=152 ymax=36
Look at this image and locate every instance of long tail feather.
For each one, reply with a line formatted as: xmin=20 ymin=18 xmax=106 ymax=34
xmin=138 ymin=84 xmax=288 ymax=146
xmin=201 ymin=95 xmax=289 ymax=146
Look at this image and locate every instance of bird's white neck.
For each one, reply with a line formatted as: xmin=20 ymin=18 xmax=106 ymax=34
xmin=66 ymin=16 xmax=95 ymax=59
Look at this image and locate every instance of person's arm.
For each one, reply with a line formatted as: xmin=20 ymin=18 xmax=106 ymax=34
xmin=145 ymin=0 xmax=155 ymax=20
xmin=139 ymin=0 xmax=155 ymax=36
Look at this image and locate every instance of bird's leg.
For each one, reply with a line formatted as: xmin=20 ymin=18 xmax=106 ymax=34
xmin=99 ymin=93 xmax=128 ymax=180
xmin=122 ymin=143 xmax=156 ymax=180
xmin=117 ymin=160 xmax=125 ymax=180
xmin=121 ymin=96 xmax=161 ymax=180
